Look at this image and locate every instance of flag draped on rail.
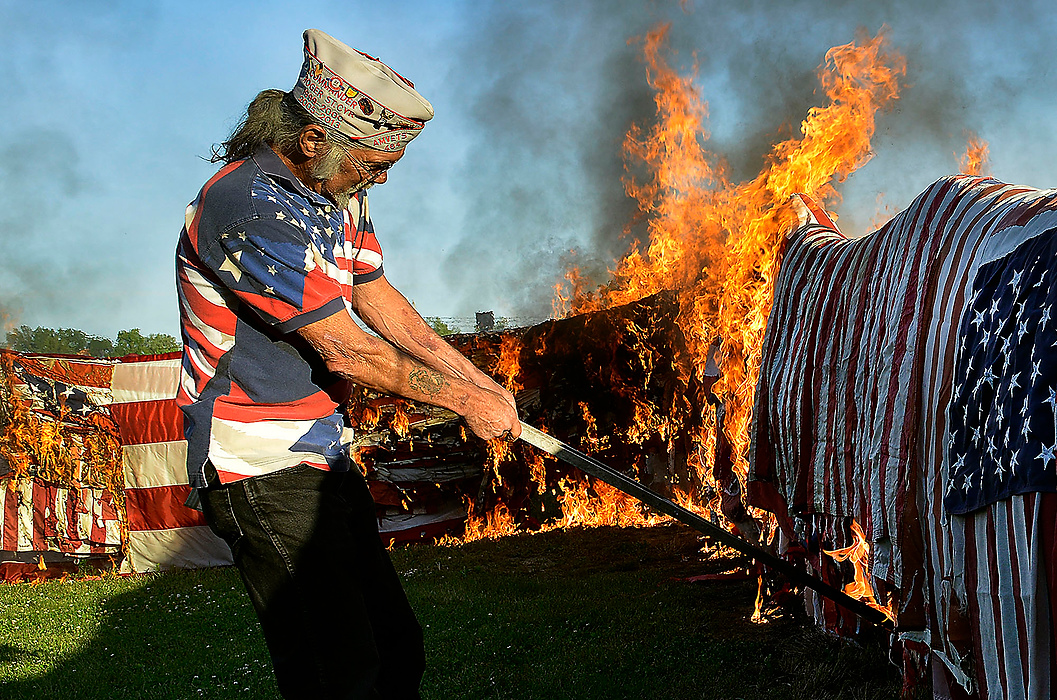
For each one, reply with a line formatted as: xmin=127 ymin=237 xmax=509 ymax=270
xmin=110 ymin=353 xmax=232 ymax=572
xmin=747 ymin=175 xmax=1057 ymax=699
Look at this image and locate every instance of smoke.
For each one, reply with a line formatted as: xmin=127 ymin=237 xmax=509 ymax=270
xmin=0 ymin=1 xmax=169 ymax=338
xmin=439 ymin=0 xmax=1055 ymax=319
xmin=3 ymin=1 xmax=1051 ymax=334
xmin=439 ymin=0 xmax=855 ymax=318
xmin=441 ymin=0 xmax=660 ymax=320
xmin=0 ymin=129 xmax=89 ymax=331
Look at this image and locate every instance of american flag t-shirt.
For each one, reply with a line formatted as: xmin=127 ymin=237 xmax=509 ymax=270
xmin=944 ymin=227 xmax=1057 ymax=514
xmin=176 ymin=146 xmax=384 ymax=487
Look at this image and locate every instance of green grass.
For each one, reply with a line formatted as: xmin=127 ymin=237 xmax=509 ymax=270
xmin=0 ymin=525 xmax=909 ymax=699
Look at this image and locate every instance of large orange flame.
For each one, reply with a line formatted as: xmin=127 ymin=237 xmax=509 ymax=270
xmin=541 ymin=27 xmax=911 ymax=615
xmin=559 ymin=25 xmax=906 ymax=492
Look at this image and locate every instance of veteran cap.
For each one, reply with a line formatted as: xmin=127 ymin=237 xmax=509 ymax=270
xmin=292 ymin=29 xmax=434 ymax=152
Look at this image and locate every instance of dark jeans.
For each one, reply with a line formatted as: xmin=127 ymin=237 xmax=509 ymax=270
xmin=200 ymin=463 xmax=425 ymax=700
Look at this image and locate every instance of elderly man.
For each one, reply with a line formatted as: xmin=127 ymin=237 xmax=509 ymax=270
xmin=176 ymin=29 xmax=520 ymax=699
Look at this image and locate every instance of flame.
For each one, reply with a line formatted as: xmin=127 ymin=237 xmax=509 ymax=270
xmin=390 ymin=403 xmax=411 ymax=439
xmin=556 ymin=25 xmax=904 ymax=503
xmin=459 ymin=498 xmax=521 ymax=543
xmin=444 ymin=27 xmax=910 ymax=616
xmin=578 ymin=401 xmax=609 ymax=452
xmin=479 ymin=332 xmax=525 ymax=483
xmin=959 ymin=133 xmax=990 ymax=176
xmin=553 ymin=477 xmax=665 ymax=529
xmin=670 ymin=485 xmax=710 ymax=520
xmin=494 ymin=335 xmax=523 ymax=396
xmin=484 ymin=436 xmax=512 ymax=488
xmin=526 ymin=448 xmax=548 ymax=495
xmin=822 ymin=520 xmax=894 ymax=620
xmin=751 ymin=573 xmax=769 ymax=624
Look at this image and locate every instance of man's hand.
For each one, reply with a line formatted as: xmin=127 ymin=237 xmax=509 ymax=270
xmin=462 ymin=386 xmax=521 ymax=442
xmin=476 ymin=374 xmax=518 ymax=414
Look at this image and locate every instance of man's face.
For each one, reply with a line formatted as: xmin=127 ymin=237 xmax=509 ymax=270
xmin=323 ymin=145 xmax=404 ymax=208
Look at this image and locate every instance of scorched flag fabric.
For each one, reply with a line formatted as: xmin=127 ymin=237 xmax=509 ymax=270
xmin=0 ymin=352 xmax=123 ymax=557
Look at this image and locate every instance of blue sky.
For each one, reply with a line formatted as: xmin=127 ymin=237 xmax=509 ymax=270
xmin=2 ymin=0 xmax=1055 ymax=339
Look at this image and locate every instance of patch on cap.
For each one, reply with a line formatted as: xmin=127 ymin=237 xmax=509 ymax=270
xmin=292 ymin=29 xmax=434 ymax=152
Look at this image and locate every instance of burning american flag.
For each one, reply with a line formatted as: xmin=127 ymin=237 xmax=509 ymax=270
xmin=748 ymin=175 xmax=1057 ymax=698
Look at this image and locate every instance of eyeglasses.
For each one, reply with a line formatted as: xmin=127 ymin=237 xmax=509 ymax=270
xmin=332 ymin=138 xmax=394 ymax=184
xmin=356 ymin=158 xmax=394 ymax=182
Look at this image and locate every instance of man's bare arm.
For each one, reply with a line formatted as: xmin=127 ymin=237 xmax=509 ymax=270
xmin=351 ymin=275 xmax=516 ymax=409
xmin=296 ymin=309 xmax=520 ymax=440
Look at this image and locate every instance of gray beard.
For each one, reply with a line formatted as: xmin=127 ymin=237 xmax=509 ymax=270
xmin=312 ymin=145 xmax=374 ymax=210
xmin=327 ymin=180 xmax=373 ymax=210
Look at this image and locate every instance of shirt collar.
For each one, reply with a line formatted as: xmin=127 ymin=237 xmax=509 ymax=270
xmin=250 ymin=145 xmax=334 ymax=209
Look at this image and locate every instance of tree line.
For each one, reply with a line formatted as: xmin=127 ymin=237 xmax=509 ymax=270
xmin=4 ymin=326 xmax=181 ymax=358
xmin=6 ymin=315 xmax=528 ymax=358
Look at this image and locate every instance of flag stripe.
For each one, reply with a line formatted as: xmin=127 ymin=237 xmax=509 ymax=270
xmin=122 ymin=527 xmax=233 ymax=573
xmin=124 ymin=485 xmax=208 ymax=532
xmin=111 ymin=400 xmax=185 ymax=445
xmin=2 ymin=486 xmax=17 ymax=552
xmin=122 ymin=441 xmax=189 ymax=489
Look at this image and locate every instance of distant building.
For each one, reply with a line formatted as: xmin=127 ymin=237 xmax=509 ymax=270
xmin=475 ymin=311 xmax=495 ymax=333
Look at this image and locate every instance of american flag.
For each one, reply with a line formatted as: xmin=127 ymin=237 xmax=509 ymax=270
xmin=747 ymin=175 xmax=1057 ymax=699
xmin=1 ymin=352 xmax=124 ymax=558
xmin=945 ymin=229 xmax=1057 ymax=514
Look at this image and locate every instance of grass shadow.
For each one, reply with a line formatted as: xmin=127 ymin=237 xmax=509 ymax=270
xmin=0 ymin=568 xmax=279 ymax=700
xmin=398 ymin=525 xmax=909 ymax=700
xmin=0 ymin=525 xmax=912 ymax=699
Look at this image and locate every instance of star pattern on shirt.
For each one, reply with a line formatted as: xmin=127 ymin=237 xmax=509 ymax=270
xmin=219 ymin=250 xmax=243 ymax=282
xmin=1037 ymin=443 xmax=1056 ymax=472
xmin=212 ymin=174 xmax=354 ymax=315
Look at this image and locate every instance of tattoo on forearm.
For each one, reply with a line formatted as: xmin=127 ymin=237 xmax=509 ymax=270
xmin=408 ymin=367 xmax=447 ymax=397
